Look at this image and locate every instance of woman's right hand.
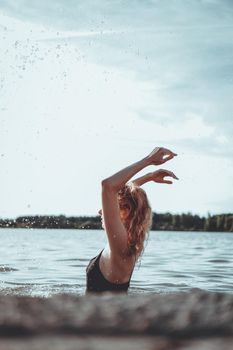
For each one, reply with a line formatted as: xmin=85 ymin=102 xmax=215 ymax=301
xmin=146 ymin=147 xmax=177 ymax=165
xmin=150 ymin=169 xmax=179 ymax=184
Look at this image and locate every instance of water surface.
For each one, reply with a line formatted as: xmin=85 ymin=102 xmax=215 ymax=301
xmin=0 ymin=229 xmax=232 ymax=296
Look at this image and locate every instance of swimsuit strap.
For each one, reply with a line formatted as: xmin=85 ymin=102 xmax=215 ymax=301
xmin=98 ymin=249 xmax=104 ymax=259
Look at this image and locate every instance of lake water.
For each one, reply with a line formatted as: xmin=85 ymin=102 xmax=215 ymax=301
xmin=0 ymin=229 xmax=232 ymax=296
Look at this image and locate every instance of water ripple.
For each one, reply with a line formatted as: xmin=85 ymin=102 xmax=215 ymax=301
xmin=207 ymin=259 xmax=230 ymax=263
xmin=0 ymin=266 xmax=18 ymax=272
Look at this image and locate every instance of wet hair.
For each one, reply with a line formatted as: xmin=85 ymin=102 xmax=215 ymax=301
xmin=118 ymin=183 xmax=152 ymax=256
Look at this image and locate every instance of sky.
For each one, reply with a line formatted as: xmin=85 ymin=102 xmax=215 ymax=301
xmin=0 ymin=0 xmax=233 ymax=218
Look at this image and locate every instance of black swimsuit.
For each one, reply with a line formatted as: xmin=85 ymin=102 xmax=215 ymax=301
xmin=86 ymin=249 xmax=135 ymax=293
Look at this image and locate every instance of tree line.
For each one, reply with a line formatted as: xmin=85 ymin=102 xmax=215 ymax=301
xmin=0 ymin=213 xmax=232 ymax=232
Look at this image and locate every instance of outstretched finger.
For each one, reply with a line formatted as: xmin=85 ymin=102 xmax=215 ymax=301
xmin=171 ymin=172 xmax=179 ymax=180
xmin=171 ymin=151 xmax=178 ymax=156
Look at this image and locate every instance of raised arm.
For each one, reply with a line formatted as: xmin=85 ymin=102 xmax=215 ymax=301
xmin=101 ymin=147 xmax=177 ymax=255
xmin=102 ymin=147 xmax=177 ymax=191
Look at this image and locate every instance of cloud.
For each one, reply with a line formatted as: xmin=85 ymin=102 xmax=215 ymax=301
xmin=1 ymin=0 xmax=233 ymax=31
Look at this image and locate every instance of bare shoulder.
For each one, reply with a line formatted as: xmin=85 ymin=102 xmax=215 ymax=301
xmin=99 ymin=247 xmax=137 ymax=283
xmin=101 ymin=246 xmax=137 ymax=269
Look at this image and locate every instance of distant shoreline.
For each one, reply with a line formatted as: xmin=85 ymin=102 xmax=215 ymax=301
xmin=0 ymin=213 xmax=232 ymax=232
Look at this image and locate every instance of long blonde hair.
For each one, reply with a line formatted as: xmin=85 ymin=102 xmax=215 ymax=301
xmin=118 ymin=183 xmax=152 ymax=256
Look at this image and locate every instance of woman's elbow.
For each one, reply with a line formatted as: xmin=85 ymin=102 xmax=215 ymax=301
xmin=101 ymin=178 xmax=111 ymax=188
xmin=101 ymin=178 xmax=117 ymax=192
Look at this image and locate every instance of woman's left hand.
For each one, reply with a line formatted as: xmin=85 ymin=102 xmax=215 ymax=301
xmin=150 ymin=169 xmax=179 ymax=184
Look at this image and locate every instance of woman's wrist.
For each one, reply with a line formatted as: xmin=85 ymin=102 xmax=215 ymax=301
xmin=146 ymin=172 xmax=153 ymax=181
xmin=132 ymin=172 xmax=153 ymax=187
xmin=141 ymin=156 xmax=152 ymax=168
xmin=142 ymin=172 xmax=153 ymax=184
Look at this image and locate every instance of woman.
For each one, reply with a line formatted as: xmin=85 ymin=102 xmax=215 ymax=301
xmin=86 ymin=147 xmax=178 ymax=293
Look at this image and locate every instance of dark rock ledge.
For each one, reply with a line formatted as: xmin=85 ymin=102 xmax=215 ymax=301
xmin=0 ymin=291 xmax=233 ymax=350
